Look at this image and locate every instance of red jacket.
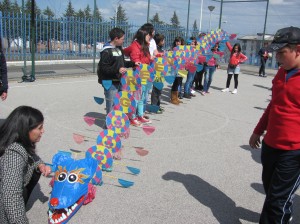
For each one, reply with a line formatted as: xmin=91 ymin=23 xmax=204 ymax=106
xmin=226 ymin=42 xmax=247 ymax=66
xmin=124 ymin=40 xmax=151 ymax=65
xmin=253 ymin=68 xmax=300 ymax=150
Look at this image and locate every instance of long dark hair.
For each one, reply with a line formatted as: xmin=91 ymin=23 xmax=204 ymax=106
xmin=134 ymin=28 xmax=150 ymax=57
xmin=172 ymin=36 xmax=183 ymax=49
xmin=0 ymin=106 xmax=44 ymax=156
xmin=231 ymin=43 xmax=242 ymax=55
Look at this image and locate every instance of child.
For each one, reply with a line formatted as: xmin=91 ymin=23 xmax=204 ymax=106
xmin=151 ymin=33 xmax=165 ymax=114
xmin=201 ymin=45 xmax=219 ymax=95
xmin=249 ymin=26 xmax=300 ymax=223
xmin=221 ymin=42 xmax=247 ymax=94
xmin=98 ymin=28 xmax=139 ymax=116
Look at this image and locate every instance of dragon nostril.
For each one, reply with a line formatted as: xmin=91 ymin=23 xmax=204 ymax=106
xmin=50 ymin=198 xmax=59 ymax=207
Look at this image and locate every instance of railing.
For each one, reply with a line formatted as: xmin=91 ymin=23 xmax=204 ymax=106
xmin=0 ymin=12 xmax=196 ymax=61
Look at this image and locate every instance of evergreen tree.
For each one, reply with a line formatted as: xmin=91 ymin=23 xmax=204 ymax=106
xmin=76 ymin=9 xmax=85 ymax=18
xmin=192 ymin=20 xmax=198 ymax=37
xmin=43 ymin=6 xmax=54 ymax=18
xmin=94 ymin=4 xmax=102 ymax=21
xmin=150 ymin=12 xmax=164 ymax=25
xmin=84 ymin=4 xmax=92 ymax=19
xmin=110 ymin=4 xmax=128 ymax=25
xmin=11 ymin=0 xmax=21 ymax=14
xmin=170 ymin=11 xmax=180 ymax=27
xmin=64 ymin=0 xmax=75 ymax=17
xmin=25 ymin=0 xmax=41 ymax=15
xmin=0 ymin=0 xmax=12 ymax=13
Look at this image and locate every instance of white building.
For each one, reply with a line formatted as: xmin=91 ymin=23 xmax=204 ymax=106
xmin=237 ymin=34 xmax=278 ymax=69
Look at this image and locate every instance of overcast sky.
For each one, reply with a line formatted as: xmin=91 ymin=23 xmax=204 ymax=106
xmin=40 ymin=0 xmax=300 ymax=37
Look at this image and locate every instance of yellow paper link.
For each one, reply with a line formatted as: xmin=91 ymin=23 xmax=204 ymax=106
xmin=178 ymin=70 xmax=188 ymax=78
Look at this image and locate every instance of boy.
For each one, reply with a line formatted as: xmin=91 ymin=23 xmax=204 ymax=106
xmin=249 ymin=26 xmax=300 ymax=224
xmin=98 ymin=28 xmax=139 ymax=115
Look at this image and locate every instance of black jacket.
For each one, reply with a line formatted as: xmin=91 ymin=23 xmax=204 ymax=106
xmin=0 ymin=49 xmax=8 ymax=93
xmin=98 ymin=44 xmax=135 ymax=83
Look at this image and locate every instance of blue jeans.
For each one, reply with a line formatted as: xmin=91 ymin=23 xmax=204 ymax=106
xmin=103 ymin=83 xmax=121 ymax=115
xmin=184 ymin=71 xmax=196 ymax=94
xmin=203 ymin=66 xmax=216 ymax=92
xmin=132 ymin=85 xmax=146 ymax=119
xmin=143 ymin=82 xmax=152 ymax=113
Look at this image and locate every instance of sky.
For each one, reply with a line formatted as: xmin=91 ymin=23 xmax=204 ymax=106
xmin=34 ymin=0 xmax=300 ymax=37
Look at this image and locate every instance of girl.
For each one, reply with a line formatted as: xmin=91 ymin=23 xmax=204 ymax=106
xmin=124 ymin=29 xmax=152 ymax=126
xmin=151 ymin=33 xmax=165 ymax=113
xmin=221 ymin=42 xmax=247 ymax=94
xmin=0 ymin=106 xmax=52 ymax=223
xmin=170 ymin=37 xmax=184 ymax=105
xmin=201 ymin=45 xmax=219 ymax=95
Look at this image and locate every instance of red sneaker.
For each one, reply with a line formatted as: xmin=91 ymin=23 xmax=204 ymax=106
xmin=137 ymin=116 xmax=152 ymax=124
xmin=130 ymin=118 xmax=142 ymax=127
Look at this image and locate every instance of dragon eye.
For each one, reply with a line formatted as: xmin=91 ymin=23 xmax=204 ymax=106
xmin=58 ymin=172 xmax=67 ymax=181
xmin=68 ymin=174 xmax=78 ymax=183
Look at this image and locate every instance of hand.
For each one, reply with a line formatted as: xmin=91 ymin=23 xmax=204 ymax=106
xmin=1 ymin=92 xmax=7 ymax=101
xmin=38 ymin=163 xmax=52 ymax=177
xmin=249 ymin=133 xmax=261 ymax=149
xmin=135 ymin=62 xmax=141 ymax=66
xmin=119 ymin=67 xmax=127 ymax=74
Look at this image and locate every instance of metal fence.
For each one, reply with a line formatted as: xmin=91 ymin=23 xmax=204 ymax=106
xmin=0 ymin=12 xmax=199 ymax=61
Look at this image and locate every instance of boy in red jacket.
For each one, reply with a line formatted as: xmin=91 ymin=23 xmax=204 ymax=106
xmin=249 ymin=26 xmax=300 ymax=224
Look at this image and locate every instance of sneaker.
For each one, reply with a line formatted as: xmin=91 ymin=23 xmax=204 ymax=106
xmin=259 ymin=74 xmax=262 ymax=77
xmin=159 ymin=107 xmax=165 ymax=112
xmin=221 ymin=88 xmax=229 ymax=92
xmin=143 ymin=114 xmax=150 ymax=119
xmin=191 ymin=89 xmax=196 ymax=94
xmin=200 ymin=91 xmax=206 ymax=96
xmin=190 ymin=93 xmax=196 ymax=97
xmin=183 ymin=93 xmax=191 ymax=99
xmin=137 ymin=116 xmax=152 ymax=124
xmin=232 ymin=89 xmax=238 ymax=94
xmin=130 ymin=118 xmax=142 ymax=127
xmin=156 ymin=109 xmax=163 ymax=114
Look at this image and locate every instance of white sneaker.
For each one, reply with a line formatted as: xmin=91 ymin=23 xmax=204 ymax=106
xmin=221 ymin=88 xmax=229 ymax=92
xmin=232 ymin=89 xmax=238 ymax=94
xmin=191 ymin=89 xmax=196 ymax=94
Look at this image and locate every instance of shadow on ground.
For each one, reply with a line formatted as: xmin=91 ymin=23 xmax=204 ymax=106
xmin=240 ymin=144 xmax=261 ymax=164
xmin=26 ymin=183 xmax=49 ymax=212
xmin=162 ymin=171 xmax=259 ymax=223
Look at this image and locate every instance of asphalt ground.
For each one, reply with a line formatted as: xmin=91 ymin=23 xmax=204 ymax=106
xmin=1 ymin=67 xmax=298 ymax=224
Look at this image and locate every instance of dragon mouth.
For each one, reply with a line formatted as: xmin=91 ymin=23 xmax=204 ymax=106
xmin=48 ymin=195 xmax=85 ymax=224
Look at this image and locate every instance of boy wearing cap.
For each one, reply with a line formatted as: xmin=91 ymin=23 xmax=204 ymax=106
xmin=249 ymin=26 xmax=300 ymax=223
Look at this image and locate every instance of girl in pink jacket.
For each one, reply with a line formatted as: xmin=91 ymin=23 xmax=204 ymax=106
xmin=221 ymin=42 xmax=247 ymax=94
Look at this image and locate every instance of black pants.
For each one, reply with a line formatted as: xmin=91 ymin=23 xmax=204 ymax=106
xmin=260 ymin=141 xmax=300 ymax=224
xmin=171 ymin=77 xmax=183 ymax=91
xmin=259 ymin=57 xmax=267 ymax=76
xmin=151 ymin=86 xmax=162 ymax=106
xmin=226 ymin=73 xmax=239 ymax=89
xmin=23 ymin=170 xmax=41 ymax=205
xmin=193 ymin=66 xmax=205 ymax=90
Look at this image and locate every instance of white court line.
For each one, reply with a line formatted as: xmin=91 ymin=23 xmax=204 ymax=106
xmin=9 ymin=79 xmax=96 ymax=89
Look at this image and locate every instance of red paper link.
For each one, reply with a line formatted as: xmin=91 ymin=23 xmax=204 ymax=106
xmin=134 ymin=147 xmax=149 ymax=156
xmin=142 ymin=126 xmax=156 ymax=136
xmin=73 ymin=133 xmax=85 ymax=144
xmin=84 ymin=116 xmax=96 ymax=126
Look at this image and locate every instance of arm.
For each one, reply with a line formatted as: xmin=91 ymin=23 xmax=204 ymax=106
xmin=239 ymin=53 xmax=248 ymax=63
xmin=226 ymin=42 xmax=232 ymax=52
xmin=0 ymin=150 xmax=29 ymax=224
xmin=249 ymin=101 xmax=272 ymax=149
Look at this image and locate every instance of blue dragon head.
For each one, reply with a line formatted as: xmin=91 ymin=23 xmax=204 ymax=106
xmin=48 ymin=151 xmax=102 ymax=224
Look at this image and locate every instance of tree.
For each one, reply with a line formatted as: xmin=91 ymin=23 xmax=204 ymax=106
xmin=110 ymin=4 xmax=128 ymax=25
xmin=64 ymin=0 xmax=75 ymax=17
xmin=192 ymin=20 xmax=198 ymax=37
xmin=0 ymin=0 xmax=12 ymax=13
xmin=94 ymin=4 xmax=102 ymax=21
xmin=11 ymin=0 xmax=21 ymax=14
xmin=25 ymin=0 xmax=41 ymax=15
xmin=84 ymin=4 xmax=92 ymax=19
xmin=43 ymin=6 xmax=54 ymax=18
xmin=76 ymin=9 xmax=85 ymax=18
xmin=150 ymin=12 xmax=164 ymax=25
xmin=170 ymin=11 xmax=180 ymax=27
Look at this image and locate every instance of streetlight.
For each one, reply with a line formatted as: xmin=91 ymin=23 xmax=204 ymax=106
xmin=208 ymin=6 xmax=215 ymax=31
